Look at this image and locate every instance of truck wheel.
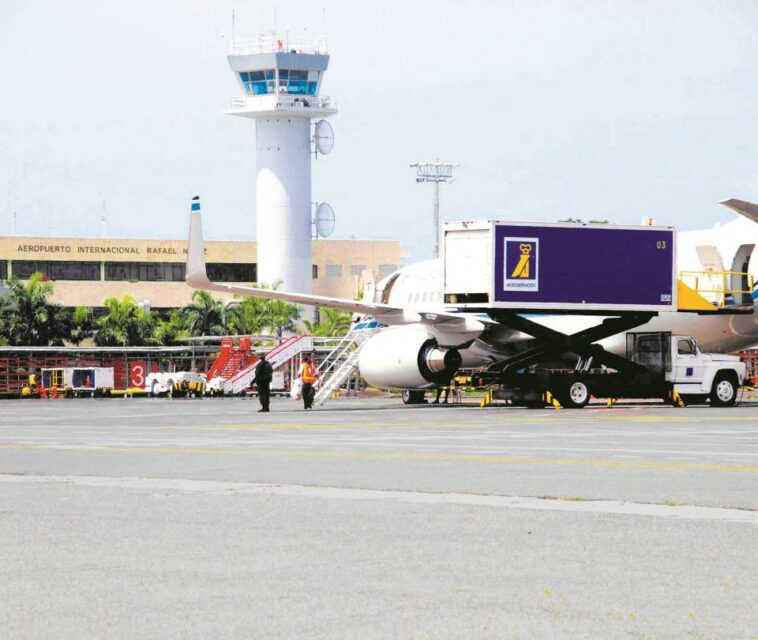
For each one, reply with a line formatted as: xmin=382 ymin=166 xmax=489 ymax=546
xmin=710 ymin=373 xmax=738 ymax=407
xmin=560 ymin=380 xmax=590 ymax=409
xmin=402 ymin=390 xmax=426 ymax=404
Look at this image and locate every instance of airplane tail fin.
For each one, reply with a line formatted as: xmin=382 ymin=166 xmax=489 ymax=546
xmin=720 ymin=199 xmax=758 ymax=223
xmin=186 ymin=196 xmax=212 ymax=288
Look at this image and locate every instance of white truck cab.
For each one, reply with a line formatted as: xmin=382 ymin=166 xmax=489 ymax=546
xmin=671 ymin=335 xmax=747 ymax=406
xmin=632 ymin=333 xmax=747 ymax=406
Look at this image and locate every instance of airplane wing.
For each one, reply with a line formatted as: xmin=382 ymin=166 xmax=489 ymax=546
xmin=720 ymin=198 xmax=758 ymax=223
xmin=185 ymin=198 xmax=485 ymax=333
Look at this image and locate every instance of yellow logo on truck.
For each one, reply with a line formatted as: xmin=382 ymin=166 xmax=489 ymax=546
xmin=511 ymin=243 xmax=533 ymax=279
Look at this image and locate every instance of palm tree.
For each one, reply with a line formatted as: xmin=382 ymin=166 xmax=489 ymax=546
xmin=96 ymin=295 xmax=157 ymax=346
xmin=226 ymin=296 xmax=271 ymax=335
xmin=153 ymin=309 xmax=190 ymax=346
xmin=69 ymin=306 xmax=96 ymax=345
xmin=181 ymin=290 xmax=226 ymax=337
xmin=267 ymin=299 xmax=301 ymax=338
xmin=318 ymin=307 xmax=352 ymax=337
xmin=302 ymin=307 xmax=352 ymax=337
xmin=0 ymin=274 xmax=73 ymax=346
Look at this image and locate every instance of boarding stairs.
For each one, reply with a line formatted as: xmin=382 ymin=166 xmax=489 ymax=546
xmin=207 ymin=338 xmax=256 ymax=380
xmin=223 ymin=334 xmax=314 ymax=395
xmin=314 ymin=329 xmax=376 ymax=406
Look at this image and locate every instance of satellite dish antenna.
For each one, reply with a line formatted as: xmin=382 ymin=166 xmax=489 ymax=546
xmin=314 ymin=119 xmax=334 ymax=155
xmin=314 ymin=202 xmax=335 ymax=238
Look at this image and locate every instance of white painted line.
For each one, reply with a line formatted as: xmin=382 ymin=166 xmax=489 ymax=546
xmin=1 ymin=473 xmax=757 ymax=524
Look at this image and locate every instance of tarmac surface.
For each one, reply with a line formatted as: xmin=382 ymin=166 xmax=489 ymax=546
xmin=1 ymin=396 xmax=757 ymax=638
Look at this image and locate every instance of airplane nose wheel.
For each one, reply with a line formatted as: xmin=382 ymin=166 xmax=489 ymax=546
xmin=402 ymin=390 xmax=426 ymax=404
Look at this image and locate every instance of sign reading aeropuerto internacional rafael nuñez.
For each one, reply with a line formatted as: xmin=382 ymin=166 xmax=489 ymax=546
xmin=443 ymin=221 xmax=676 ymax=313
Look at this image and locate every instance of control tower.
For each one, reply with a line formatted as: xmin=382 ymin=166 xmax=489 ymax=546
xmin=225 ymin=34 xmax=336 ymax=293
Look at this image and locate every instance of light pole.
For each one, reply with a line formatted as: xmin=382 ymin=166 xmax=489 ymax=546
xmin=409 ymin=160 xmax=457 ymax=258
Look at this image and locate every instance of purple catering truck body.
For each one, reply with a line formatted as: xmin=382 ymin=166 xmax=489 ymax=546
xmin=443 ymin=221 xmax=676 ymax=312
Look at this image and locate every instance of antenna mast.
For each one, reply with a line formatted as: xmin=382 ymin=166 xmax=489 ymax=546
xmin=232 ymin=9 xmax=236 ymax=50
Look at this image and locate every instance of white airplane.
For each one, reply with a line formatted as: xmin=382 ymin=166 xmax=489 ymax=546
xmin=186 ymin=197 xmax=758 ymax=392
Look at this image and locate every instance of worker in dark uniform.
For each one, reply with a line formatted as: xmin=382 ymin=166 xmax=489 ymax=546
xmin=255 ymin=352 xmax=273 ymax=413
xmin=433 ymin=383 xmax=450 ymax=404
xmin=433 ymin=374 xmax=454 ymax=404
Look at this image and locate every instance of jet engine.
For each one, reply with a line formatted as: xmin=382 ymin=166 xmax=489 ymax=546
xmin=358 ymin=328 xmax=463 ymax=389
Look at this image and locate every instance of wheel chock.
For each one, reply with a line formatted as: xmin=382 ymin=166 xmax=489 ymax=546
xmin=544 ymin=390 xmax=562 ymax=409
xmin=670 ymin=388 xmax=686 ymax=408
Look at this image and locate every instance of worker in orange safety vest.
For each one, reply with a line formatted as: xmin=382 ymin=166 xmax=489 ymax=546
xmin=299 ymin=354 xmax=318 ymax=410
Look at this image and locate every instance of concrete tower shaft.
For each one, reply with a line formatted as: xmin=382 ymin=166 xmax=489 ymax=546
xmin=256 ymin=117 xmax=312 ymax=291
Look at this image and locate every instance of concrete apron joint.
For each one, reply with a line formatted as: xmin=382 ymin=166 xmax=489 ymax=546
xmin=1 ymin=473 xmax=757 ymax=525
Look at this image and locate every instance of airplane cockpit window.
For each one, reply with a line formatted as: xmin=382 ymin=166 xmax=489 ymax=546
xmin=380 ymin=272 xmax=401 ymax=304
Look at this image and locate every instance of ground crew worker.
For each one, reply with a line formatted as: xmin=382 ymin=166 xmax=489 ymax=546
xmin=255 ymin=352 xmax=273 ymax=413
xmin=299 ymin=354 xmax=317 ymax=410
xmin=433 ymin=383 xmax=450 ymax=404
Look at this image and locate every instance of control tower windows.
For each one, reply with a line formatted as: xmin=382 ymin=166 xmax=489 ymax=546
xmin=240 ymin=70 xmax=275 ymax=96
xmin=240 ymin=69 xmax=319 ymax=96
xmin=278 ymin=69 xmax=318 ymax=95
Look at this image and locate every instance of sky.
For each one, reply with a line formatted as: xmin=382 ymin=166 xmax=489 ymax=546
xmin=1 ymin=0 xmax=757 ymax=263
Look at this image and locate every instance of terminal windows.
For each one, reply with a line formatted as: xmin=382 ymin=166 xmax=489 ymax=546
xmin=105 ymin=262 xmax=256 ymax=283
xmin=325 ymin=264 xmax=343 ymax=278
xmin=105 ymin=262 xmax=185 ymax=282
xmin=0 ymin=260 xmax=7 ymax=280
xmin=378 ymin=264 xmax=398 ymax=277
xmin=12 ymin=260 xmax=100 ymax=281
xmin=206 ymin=263 xmax=256 ymax=283
xmin=350 ymin=264 xmax=367 ymax=276
xmin=312 ymin=265 xmax=319 ymax=279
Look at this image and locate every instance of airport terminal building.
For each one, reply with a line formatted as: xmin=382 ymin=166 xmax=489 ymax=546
xmin=0 ymin=236 xmax=402 ymax=309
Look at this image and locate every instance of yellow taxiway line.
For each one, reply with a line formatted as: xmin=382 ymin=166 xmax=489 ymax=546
xmin=2 ymin=443 xmax=758 ymax=473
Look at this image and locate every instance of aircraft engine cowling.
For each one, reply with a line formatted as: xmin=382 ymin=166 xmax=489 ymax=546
xmin=358 ymin=328 xmax=463 ymax=389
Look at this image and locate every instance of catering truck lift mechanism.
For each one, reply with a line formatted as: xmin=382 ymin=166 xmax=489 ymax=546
xmin=440 ymin=220 xmax=751 ymax=408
